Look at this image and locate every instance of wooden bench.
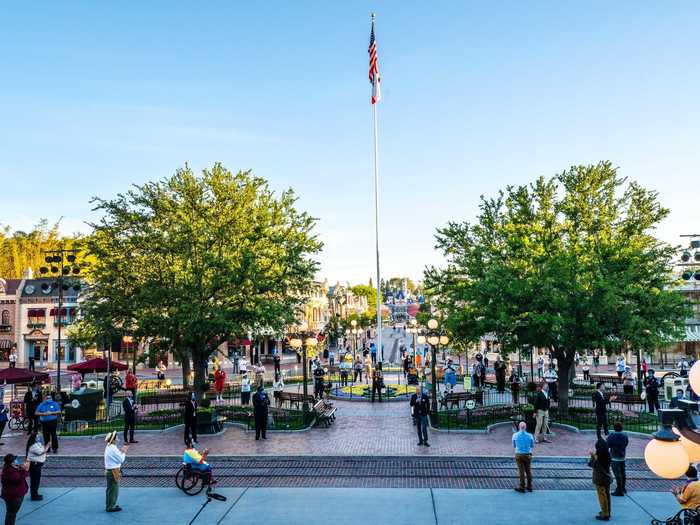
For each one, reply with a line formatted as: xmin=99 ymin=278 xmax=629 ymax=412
xmin=278 ymin=392 xmax=315 ymax=409
xmin=313 ymin=399 xmax=337 ymax=427
xmin=611 ymin=393 xmax=644 ymax=406
xmin=588 ymin=374 xmax=624 ymax=387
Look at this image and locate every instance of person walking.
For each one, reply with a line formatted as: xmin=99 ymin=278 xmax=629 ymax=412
xmin=183 ymin=392 xmax=198 ymax=445
xmin=512 ymin=421 xmax=535 ymax=493
xmin=644 ymin=370 xmax=661 ymax=413
xmin=1 ymin=454 xmax=29 ymax=525
xmin=371 ymin=363 xmax=384 ymax=403
xmin=410 ymin=385 xmax=430 ymax=447
xmin=592 ymin=383 xmax=615 ymax=439
xmin=104 ymin=431 xmax=128 ymax=513
xmin=607 ymin=421 xmax=629 ymax=496
xmin=533 ymin=383 xmax=551 ymax=443
xmin=589 ymin=438 xmax=613 ymax=521
xmin=122 ymin=390 xmax=138 ymax=444
xmin=241 ymin=371 xmax=252 ymax=405
xmin=25 ymin=432 xmax=49 ymax=501
xmin=252 ymin=385 xmax=270 ymax=440
xmin=34 ymin=393 xmax=61 ymax=454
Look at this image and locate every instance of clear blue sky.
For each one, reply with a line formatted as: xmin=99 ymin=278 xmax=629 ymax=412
xmin=1 ymin=1 xmax=699 ymax=284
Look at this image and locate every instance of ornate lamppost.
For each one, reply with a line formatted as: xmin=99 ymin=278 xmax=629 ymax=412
xmin=288 ymin=335 xmax=317 ymax=413
xmin=39 ymin=248 xmax=81 ymax=392
xmin=425 ymin=318 xmax=449 ymax=414
xmin=407 ymin=319 xmax=419 ymax=367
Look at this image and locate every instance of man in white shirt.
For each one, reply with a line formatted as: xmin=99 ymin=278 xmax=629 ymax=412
xmin=104 ymin=430 xmax=128 ymax=513
xmin=543 ymin=365 xmax=558 ymax=402
xmin=8 ymin=351 xmax=16 ymax=368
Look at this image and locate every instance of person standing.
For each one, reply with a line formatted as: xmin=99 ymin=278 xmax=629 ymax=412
xmin=213 ymin=366 xmax=226 ymax=402
xmin=621 ymin=367 xmax=634 ymax=395
xmin=241 ymin=372 xmax=251 ymax=405
xmin=364 ymin=354 xmax=372 ymax=385
xmin=582 ymin=357 xmax=590 ymax=382
xmin=34 ymin=393 xmax=60 ymax=453
xmin=533 ymin=383 xmax=551 ymax=443
xmin=122 ymin=390 xmax=138 ymax=444
xmin=272 ymin=351 xmax=281 ymax=377
xmin=0 ymin=401 xmax=7 ymax=445
xmin=27 ymin=353 xmax=35 ymax=372
xmin=1 ymin=454 xmax=29 ymax=525
xmin=607 ymin=421 xmax=629 ymax=496
xmin=494 ymin=357 xmax=507 ymax=393
xmin=272 ymin=374 xmax=284 ymax=408
xmin=253 ymin=361 xmax=265 ymax=389
xmin=103 ymin=431 xmax=128 ymax=513
xmin=313 ymin=363 xmax=325 ymax=400
xmin=252 ymin=385 xmax=270 ymax=440
xmin=592 ymin=383 xmax=615 ymax=439
xmin=353 ymin=357 xmax=363 ymax=384
xmin=25 ymin=432 xmax=49 ymax=501
xmin=329 ymin=348 xmax=335 ymax=368
xmin=589 ymin=438 xmax=613 ymax=521
xmin=124 ymin=370 xmax=138 ymax=398
xmin=410 ymin=385 xmax=430 ymax=447
xmin=615 ymin=355 xmax=626 ymax=379
xmin=512 ymin=421 xmax=535 ymax=493
xmin=536 ymin=355 xmax=545 ymax=379
xmin=371 ymin=363 xmax=384 ymax=403
xmin=339 ymin=357 xmax=350 ymax=387
xmin=370 ymin=343 xmax=377 ymax=365
xmin=8 ymin=351 xmax=16 ymax=369
xmin=644 ymin=370 xmax=661 ymax=413
xmin=678 ymin=356 xmax=690 ymax=378
xmin=543 ymin=365 xmax=558 ymax=402
xmin=23 ymin=384 xmax=38 ymax=435
xmin=233 ymin=352 xmax=240 ymax=374
xmin=183 ymin=392 xmax=198 ymax=445
xmin=508 ymin=368 xmax=521 ymax=405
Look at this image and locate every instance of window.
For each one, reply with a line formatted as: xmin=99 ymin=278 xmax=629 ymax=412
xmin=0 ymin=310 xmax=8 ymax=326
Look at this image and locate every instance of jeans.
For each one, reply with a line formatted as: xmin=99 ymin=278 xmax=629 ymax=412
xmin=515 ymin=454 xmax=533 ymax=490
xmin=595 ymin=484 xmax=611 ymax=518
xmin=41 ymin=419 xmax=59 ymax=452
xmin=416 ymin=414 xmax=429 ymax=444
xmin=371 ymin=353 xmax=377 ymax=364
xmin=611 ymin=461 xmax=626 ymax=494
xmin=3 ymin=497 xmax=23 ymax=525
xmin=29 ymin=462 xmax=43 ymax=497
xmin=105 ymin=471 xmax=119 ymax=511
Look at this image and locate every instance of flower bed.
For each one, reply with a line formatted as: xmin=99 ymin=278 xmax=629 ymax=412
xmin=332 ymin=383 xmax=413 ymax=399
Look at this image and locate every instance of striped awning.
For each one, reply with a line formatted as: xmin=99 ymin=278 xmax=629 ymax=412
xmin=686 ymin=326 xmax=700 ymax=342
xmin=0 ymin=340 xmax=12 ymax=349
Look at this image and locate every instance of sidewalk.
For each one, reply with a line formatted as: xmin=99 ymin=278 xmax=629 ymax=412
xmin=16 ymin=487 xmax=677 ymax=525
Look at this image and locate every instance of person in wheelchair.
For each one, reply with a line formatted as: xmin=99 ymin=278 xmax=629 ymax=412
xmin=183 ymin=438 xmax=215 ymax=485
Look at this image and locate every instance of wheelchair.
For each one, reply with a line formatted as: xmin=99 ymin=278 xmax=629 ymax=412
xmin=175 ymin=463 xmax=214 ymax=495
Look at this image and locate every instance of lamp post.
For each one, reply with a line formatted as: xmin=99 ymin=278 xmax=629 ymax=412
xmin=408 ymin=319 xmax=418 ymax=367
xmin=426 ymin=318 xmax=449 ymax=414
xmin=39 ymin=248 xmax=81 ymax=393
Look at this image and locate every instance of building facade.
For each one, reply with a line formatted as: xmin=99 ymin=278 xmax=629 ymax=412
xmin=0 ymin=278 xmax=21 ymax=361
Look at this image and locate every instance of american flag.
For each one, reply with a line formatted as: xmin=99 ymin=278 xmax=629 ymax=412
xmin=368 ymin=18 xmax=381 ymax=104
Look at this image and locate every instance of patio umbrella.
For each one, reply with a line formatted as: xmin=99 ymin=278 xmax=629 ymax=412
xmin=0 ymin=367 xmax=50 ymax=385
xmin=67 ymin=358 xmax=128 ymax=375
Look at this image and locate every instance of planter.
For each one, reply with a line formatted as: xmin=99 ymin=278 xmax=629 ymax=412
xmin=196 ymin=410 xmax=223 ymax=434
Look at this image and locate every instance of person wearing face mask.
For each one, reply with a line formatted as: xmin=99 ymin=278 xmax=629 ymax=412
xmin=25 ymin=431 xmax=49 ymax=501
xmin=183 ymin=392 xmax=198 ymax=445
xmin=1 ymin=454 xmax=29 ymax=525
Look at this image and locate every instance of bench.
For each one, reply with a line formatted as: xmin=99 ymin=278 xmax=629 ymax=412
xmin=439 ymin=390 xmax=484 ymax=409
xmin=611 ymin=393 xmax=644 ymax=406
xmin=278 ymin=392 xmax=315 ymax=410
xmin=313 ymin=399 xmax=337 ymax=427
xmin=588 ymin=374 xmax=624 ymax=386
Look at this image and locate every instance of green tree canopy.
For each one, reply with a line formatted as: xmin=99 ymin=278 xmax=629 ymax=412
xmin=82 ymin=163 xmax=322 ymax=394
xmin=426 ymin=162 xmax=688 ymax=412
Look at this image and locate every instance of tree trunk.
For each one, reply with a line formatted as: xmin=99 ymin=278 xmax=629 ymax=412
xmin=180 ymin=350 xmax=191 ymax=389
xmin=557 ymin=359 xmax=572 ymax=416
xmin=193 ymin=351 xmax=209 ymax=400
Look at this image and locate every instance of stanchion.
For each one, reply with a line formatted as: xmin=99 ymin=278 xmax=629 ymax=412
xmin=188 ymin=489 xmax=227 ymax=525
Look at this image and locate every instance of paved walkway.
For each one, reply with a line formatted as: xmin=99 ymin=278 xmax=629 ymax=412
xmin=15 ymin=487 xmax=678 ymax=525
xmin=0 ymin=400 xmax=653 ymax=458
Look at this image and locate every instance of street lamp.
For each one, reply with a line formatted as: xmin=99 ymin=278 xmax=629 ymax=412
xmin=408 ymin=319 xmax=419 ymax=367
xmin=39 ymin=248 xmax=81 ymax=393
xmin=425 ymin=318 xmax=449 ymax=414
xmin=289 ymin=337 xmax=315 ymax=413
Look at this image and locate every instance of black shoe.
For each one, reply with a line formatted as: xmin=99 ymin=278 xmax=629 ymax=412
xmin=514 ymin=488 xmax=526 ymax=493
xmin=255 ymin=437 xmax=260 ymax=440
xmin=527 ymin=487 xmax=533 ymax=492
xmin=595 ymin=516 xmax=609 ymax=521
xmin=30 ymin=495 xmax=44 ymax=501
xmin=107 ymin=507 xmax=122 ymax=513
xmin=424 ymin=442 xmax=430 ymax=447
xmin=611 ymin=491 xmax=624 ymax=497
xmin=129 ymin=440 xmax=139 ymax=444
xmin=417 ymin=442 xmax=424 ymax=446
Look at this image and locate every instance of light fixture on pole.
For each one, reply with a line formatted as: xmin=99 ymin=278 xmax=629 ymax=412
xmin=425 ymin=318 xmax=448 ymax=414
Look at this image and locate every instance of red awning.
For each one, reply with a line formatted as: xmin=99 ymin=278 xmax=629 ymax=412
xmin=49 ymin=307 xmax=75 ymax=316
xmin=231 ymin=338 xmax=252 ymax=346
xmin=0 ymin=367 xmax=49 ymax=385
xmin=67 ymin=358 xmax=128 ymax=374
xmin=28 ymin=309 xmax=46 ymax=317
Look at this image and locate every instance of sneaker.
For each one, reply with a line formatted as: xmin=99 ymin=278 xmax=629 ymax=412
xmin=514 ymin=488 xmax=526 ymax=493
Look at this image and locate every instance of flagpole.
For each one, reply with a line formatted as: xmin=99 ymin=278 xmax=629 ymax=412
xmin=371 ymin=13 xmax=382 ymax=363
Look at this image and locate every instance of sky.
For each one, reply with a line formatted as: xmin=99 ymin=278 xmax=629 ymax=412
xmin=1 ymin=1 xmax=699 ymax=285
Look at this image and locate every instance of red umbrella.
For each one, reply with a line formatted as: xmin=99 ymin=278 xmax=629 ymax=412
xmin=0 ymin=367 xmax=49 ymax=385
xmin=67 ymin=358 xmax=128 ymax=374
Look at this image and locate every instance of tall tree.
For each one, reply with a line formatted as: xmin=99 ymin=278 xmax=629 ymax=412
xmin=82 ymin=163 xmax=322 ymax=396
xmin=426 ymin=162 xmax=688 ymax=412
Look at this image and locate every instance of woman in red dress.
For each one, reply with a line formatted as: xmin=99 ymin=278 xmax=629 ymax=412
xmin=214 ymin=367 xmax=226 ymax=402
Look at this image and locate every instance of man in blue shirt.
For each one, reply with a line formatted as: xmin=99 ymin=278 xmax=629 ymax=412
xmin=513 ymin=421 xmax=535 ymax=493
xmin=35 ymin=393 xmax=61 ymax=453
xmin=370 ymin=343 xmax=377 ymax=365
xmin=607 ymin=421 xmax=629 ymax=496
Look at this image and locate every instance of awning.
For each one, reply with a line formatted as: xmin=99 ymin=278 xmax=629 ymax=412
xmin=685 ymin=326 xmax=700 ymax=342
xmin=0 ymin=340 xmax=12 ymax=349
xmin=28 ymin=309 xmax=46 ymax=317
xmin=231 ymin=338 xmax=252 ymax=346
xmin=49 ymin=307 xmax=75 ymax=316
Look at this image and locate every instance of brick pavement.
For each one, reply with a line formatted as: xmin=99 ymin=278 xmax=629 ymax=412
xmin=0 ymin=399 xmax=653 ymax=458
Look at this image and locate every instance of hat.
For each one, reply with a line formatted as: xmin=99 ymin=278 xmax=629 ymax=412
xmin=105 ymin=431 xmax=118 ymax=444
